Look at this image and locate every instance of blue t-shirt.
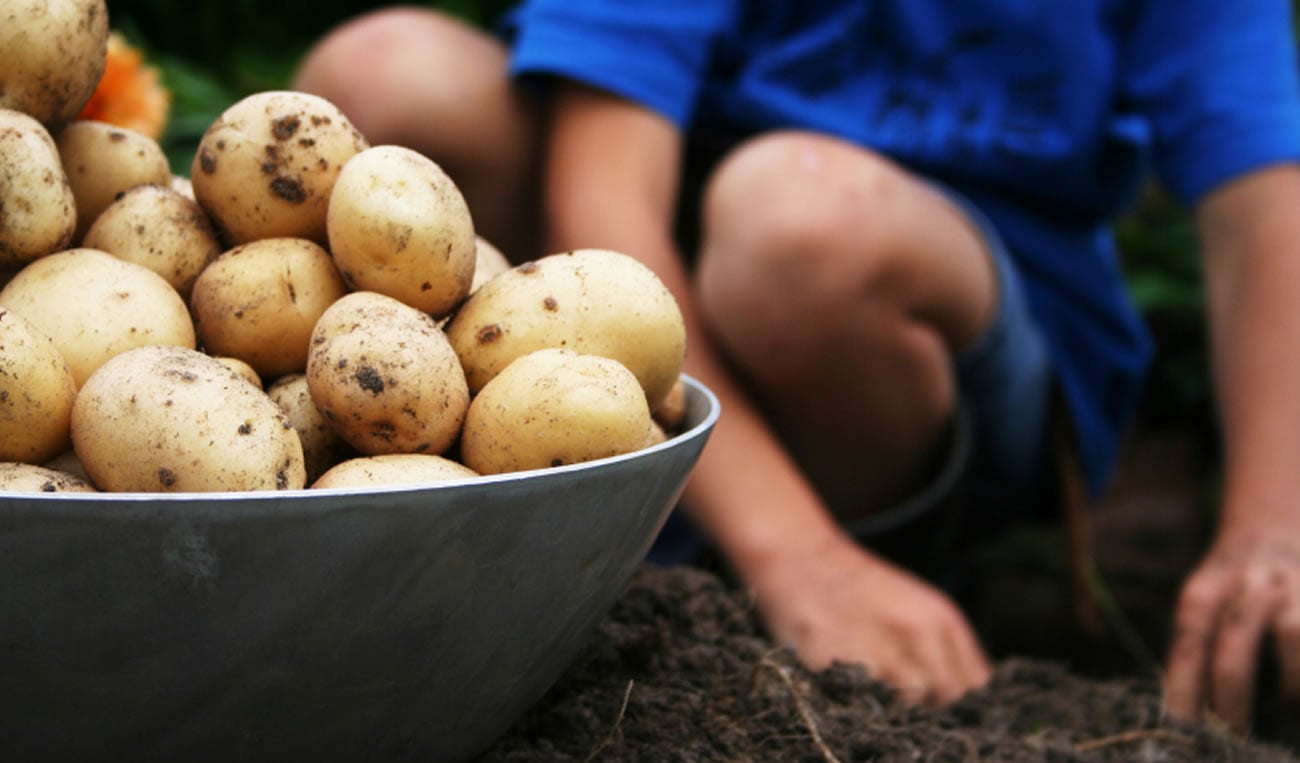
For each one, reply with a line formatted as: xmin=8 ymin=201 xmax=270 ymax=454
xmin=508 ymin=0 xmax=1300 ymax=496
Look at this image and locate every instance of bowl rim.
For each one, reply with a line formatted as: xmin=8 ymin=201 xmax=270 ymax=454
xmin=2 ymin=374 xmax=721 ymax=504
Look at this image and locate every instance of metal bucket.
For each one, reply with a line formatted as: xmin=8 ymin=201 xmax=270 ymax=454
xmin=0 ymin=377 xmax=720 ymax=762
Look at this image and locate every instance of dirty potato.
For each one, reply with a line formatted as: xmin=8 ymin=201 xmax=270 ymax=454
xmin=446 ymin=249 xmax=687 ymax=410
xmin=190 ymin=90 xmax=368 ymax=246
xmin=82 ymin=183 xmax=222 ymax=298
xmin=306 ymin=291 xmax=469 ymax=457
xmin=326 ymin=145 xmax=475 ymax=318
xmin=190 ymin=237 xmax=348 ymax=379
xmin=0 ymin=307 xmax=78 ymax=464
xmin=460 ymin=348 xmax=653 ymax=475
xmin=0 ymin=109 xmax=77 ymax=269
xmin=266 ymin=373 xmax=352 ymax=484
xmin=0 ymin=462 xmax=97 ymax=493
xmin=0 ymin=248 xmax=196 ymax=387
xmin=56 ymin=121 xmax=173 ymax=242
xmin=0 ymin=0 xmax=109 ymax=129
xmin=71 ymin=345 xmax=306 ymax=493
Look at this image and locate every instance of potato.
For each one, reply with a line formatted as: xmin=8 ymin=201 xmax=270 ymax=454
xmin=0 ymin=307 xmax=77 ymax=463
xmin=652 ymin=376 xmax=688 ymax=432
xmin=212 ymin=356 xmax=263 ymax=389
xmin=326 ymin=144 xmax=475 ymax=318
xmin=0 ymin=0 xmax=108 ymax=129
xmin=266 ymin=373 xmax=353 ymax=484
xmin=0 ymin=462 xmax=97 ymax=493
xmin=82 ymin=183 xmax=222 ymax=298
xmin=306 ymin=291 xmax=469 ymax=457
xmin=312 ymin=453 xmax=478 ymax=490
xmin=446 ymin=249 xmax=687 ymax=410
xmin=0 ymin=248 xmax=196 ymax=387
xmin=44 ymin=448 xmax=93 ymax=485
xmin=471 ymin=235 xmax=512 ymax=294
xmin=461 ymin=348 xmax=653 ymax=475
xmin=191 ymin=90 xmax=368 ymax=246
xmin=56 ymin=120 xmax=173 ymax=242
xmin=0 ymin=109 xmax=77 ymax=269
xmin=190 ymin=237 xmax=348 ymax=379
xmin=71 ymin=345 xmax=306 ymax=493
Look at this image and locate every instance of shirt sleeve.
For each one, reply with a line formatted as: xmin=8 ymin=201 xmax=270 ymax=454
xmin=508 ymin=0 xmax=736 ymax=128
xmin=1119 ymin=0 xmax=1300 ymax=204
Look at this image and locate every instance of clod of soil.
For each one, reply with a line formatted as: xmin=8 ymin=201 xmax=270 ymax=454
xmin=479 ymin=565 xmax=1297 ymax=762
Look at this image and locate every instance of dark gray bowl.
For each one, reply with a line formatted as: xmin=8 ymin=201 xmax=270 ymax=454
xmin=0 ymin=376 xmax=719 ymax=762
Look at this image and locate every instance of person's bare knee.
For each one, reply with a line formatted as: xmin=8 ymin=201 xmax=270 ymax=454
xmin=697 ymin=131 xmax=994 ymax=363
xmin=698 ymin=132 xmax=913 ymax=367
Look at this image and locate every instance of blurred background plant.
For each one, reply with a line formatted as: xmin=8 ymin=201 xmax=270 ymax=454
xmin=102 ymin=0 xmax=1218 ymax=444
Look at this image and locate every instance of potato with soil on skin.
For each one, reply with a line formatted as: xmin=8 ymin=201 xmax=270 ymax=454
xmin=55 ymin=120 xmax=173 ymax=242
xmin=191 ymin=90 xmax=369 ymax=247
xmin=190 ymin=237 xmax=348 ymax=379
xmin=71 ymin=345 xmax=306 ymax=493
xmin=0 ymin=248 xmax=195 ymax=387
xmin=0 ymin=0 xmax=108 ymax=129
xmin=326 ymin=144 xmax=475 ymax=318
xmin=312 ymin=453 xmax=478 ymax=490
xmin=0 ymin=307 xmax=78 ymax=464
xmin=0 ymin=109 xmax=77 ymax=270
xmin=461 ymin=348 xmax=654 ymax=475
xmin=82 ymin=183 xmax=222 ymax=299
xmin=307 ymin=291 xmax=470 ymax=457
xmin=446 ymin=248 xmax=687 ymax=410
xmin=266 ymin=373 xmax=353 ymax=484
xmin=0 ymin=462 xmax=97 ymax=493
xmin=212 ymin=356 xmax=262 ymax=389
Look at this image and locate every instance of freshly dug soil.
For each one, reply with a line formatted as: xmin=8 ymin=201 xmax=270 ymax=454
xmin=478 ymin=565 xmax=1295 ymax=763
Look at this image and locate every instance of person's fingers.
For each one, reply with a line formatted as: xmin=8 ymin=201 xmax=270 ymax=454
xmin=1163 ymin=571 xmax=1226 ymax=723
xmin=936 ymin=620 xmax=992 ymax=703
xmin=1274 ymin=599 xmax=1300 ymax=699
xmin=1208 ymin=570 xmax=1287 ymax=733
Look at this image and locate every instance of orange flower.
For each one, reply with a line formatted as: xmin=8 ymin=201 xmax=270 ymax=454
xmin=77 ymin=32 xmax=171 ymax=140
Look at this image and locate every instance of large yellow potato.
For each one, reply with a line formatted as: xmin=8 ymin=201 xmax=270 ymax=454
xmin=312 ymin=453 xmax=478 ymax=490
xmin=190 ymin=90 xmax=368 ymax=246
xmin=82 ymin=183 xmax=222 ymax=298
xmin=71 ymin=345 xmax=307 ymax=493
xmin=306 ymin=291 xmax=469 ymax=457
xmin=190 ymin=237 xmax=348 ymax=379
xmin=0 ymin=307 xmax=77 ymax=464
xmin=0 ymin=248 xmax=196 ymax=387
xmin=446 ymin=249 xmax=686 ymax=409
xmin=0 ymin=109 xmax=77 ymax=269
xmin=460 ymin=348 xmax=653 ymax=475
xmin=0 ymin=0 xmax=108 ymax=129
xmin=0 ymin=462 xmax=97 ymax=493
xmin=326 ymin=145 xmax=476 ymax=318
xmin=56 ymin=121 xmax=173 ymax=242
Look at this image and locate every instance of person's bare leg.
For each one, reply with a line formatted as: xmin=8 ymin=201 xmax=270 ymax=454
xmin=292 ymin=7 xmax=540 ymax=261
xmin=695 ymin=131 xmax=999 ymax=517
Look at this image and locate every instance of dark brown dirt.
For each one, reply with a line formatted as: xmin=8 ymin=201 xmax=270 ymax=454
xmin=478 ymin=565 xmax=1294 ymax=762
xmin=478 ymin=427 xmax=1298 ymax=762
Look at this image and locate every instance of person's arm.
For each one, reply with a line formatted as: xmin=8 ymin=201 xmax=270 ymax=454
xmin=543 ymin=83 xmax=991 ymax=703
xmin=1164 ymin=163 xmax=1300 ymax=732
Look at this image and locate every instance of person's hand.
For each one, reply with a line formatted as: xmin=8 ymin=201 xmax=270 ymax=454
xmin=746 ymin=530 xmax=991 ymax=705
xmin=1164 ymin=527 xmax=1300 ymax=733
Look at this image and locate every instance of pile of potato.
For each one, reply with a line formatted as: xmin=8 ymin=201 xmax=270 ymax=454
xmin=0 ymin=0 xmax=688 ymax=494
